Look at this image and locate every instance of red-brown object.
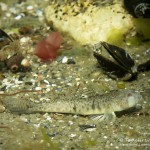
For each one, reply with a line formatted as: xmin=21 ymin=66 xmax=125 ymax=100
xmin=35 ymin=32 xmax=63 ymax=61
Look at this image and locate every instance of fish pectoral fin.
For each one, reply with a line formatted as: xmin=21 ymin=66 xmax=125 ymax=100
xmin=89 ymin=112 xmax=116 ymax=123
xmin=89 ymin=114 xmax=104 ymax=121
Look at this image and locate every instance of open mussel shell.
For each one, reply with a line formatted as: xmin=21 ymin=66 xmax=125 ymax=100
xmin=0 ymin=29 xmax=13 ymax=49
xmin=93 ymin=42 xmax=138 ymax=81
xmin=0 ymin=29 xmax=13 ymax=42
xmin=124 ymin=0 xmax=150 ymax=18
xmin=138 ymin=60 xmax=150 ymax=72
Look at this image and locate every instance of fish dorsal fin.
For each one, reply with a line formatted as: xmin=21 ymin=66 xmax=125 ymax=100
xmin=80 ymin=89 xmax=97 ymax=99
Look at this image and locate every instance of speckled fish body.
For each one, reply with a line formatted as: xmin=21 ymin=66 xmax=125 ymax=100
xmin=2 ymin=89 xmax=143 ymax=115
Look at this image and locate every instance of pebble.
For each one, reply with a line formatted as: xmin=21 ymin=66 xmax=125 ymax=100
xmin=35 ymin=87 xmax=42 ymax=90
xmin=62 ymin=56 xmax=68 ymax=63
xmin=19 ymin=116 xmax=28 ymax=123
xmin=27 ymin=5 xmax=33 ymax=10
xmin=43 ymin=80 xmax=50 ymax=85
xmin=145 ymin=48 xmax=150 ymax=55
xmin=117 ymin=81 xmax=125 ymax=89
xmin=67 ymin=58 xmax=76 ymax=64
xmin=20 ymin=37 xmax=31 ymax=43
xmin=84 ymin=128 xmax=96 ymax=132
xmin=68 ymin=121 xmax=73 ymax=126
xmin=0 ymin=2 xmax=8 ymax=11
xmin=0 ymin=104 xmax=5 ymax=113
xmin=15 ymin=13 xmax=25 ymax=20
xmin=69 ymin=133 xmax=76 ymax=138
xmin=62 ymin=56 xmax=76 ymax=64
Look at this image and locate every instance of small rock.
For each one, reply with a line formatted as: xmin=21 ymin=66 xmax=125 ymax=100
xmin=62 ymin=56 xmax=68 ymax=63
xmin=69 ymin=133 xmax=76 ymax=138
xmin=117 ymin=81 xmax=125 ymax=89
xmin=62 ymin=56 xmax=76 ymax=64
xmin=0 ymin=104 xmax=5 ymax=113
xmin=67 ymin=58 xmax=76 ymax=64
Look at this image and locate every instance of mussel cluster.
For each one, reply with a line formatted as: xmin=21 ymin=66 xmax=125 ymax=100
xmin=93 ymin=42 xmax=150 ymax=81
xmin=0 ymin=29 xmax=30 ymax=73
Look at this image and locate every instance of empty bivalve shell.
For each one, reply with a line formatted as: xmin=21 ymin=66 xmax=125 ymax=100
xmin=93 ymin=42 xmax=138 ymax=81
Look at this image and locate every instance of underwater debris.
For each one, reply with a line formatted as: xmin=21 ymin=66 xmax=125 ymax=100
xmin=0 ymin=104 xmax=5 ymax=113
xmin=79 ymin=124 xmax=96 ymax=132
xmin=0 ymin=29 xmax=17 ymax=62
xmin=18 ymin=26 xmax=33 ymax=35
xmin=93 ymin=41 xmax=150 ymax=80
xmin=0 ymin=29 xmax=31 ymax=72
xmin=0 ymin=28 xmax=13 ymax=49
xmin=35 ymin=32 xmax=63 ymax=61
xmin=93 ymin=42 xmax=137 ymax=81
xmin=0 ymin=29 xmax=13 ymax=42
xmin=7 ymin=54 xmax=30 ymax=73
xmin=124 ymin=0 xmax=150 ymax=18
xmin=137 ymin=60 xmax=150 ymax=72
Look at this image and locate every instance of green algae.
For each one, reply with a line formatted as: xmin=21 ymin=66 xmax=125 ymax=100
xmin=40 ymin=127 xmax=59 ymax=150
xmin=133 ymin=18 xmax=150 ymax=40
xmin=80 ymin=135 xmax=97 ymax=149
xmin=106 ymin=28 xmax=125 ymax=47
xmin=125 ymin=35 xmax=142 ymax=46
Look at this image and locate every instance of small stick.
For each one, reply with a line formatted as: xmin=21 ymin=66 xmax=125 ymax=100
xmin=0 ymin=90 xmax=41 ymax=96
xmin=0 ymin=125 xmax=11 ymax=130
